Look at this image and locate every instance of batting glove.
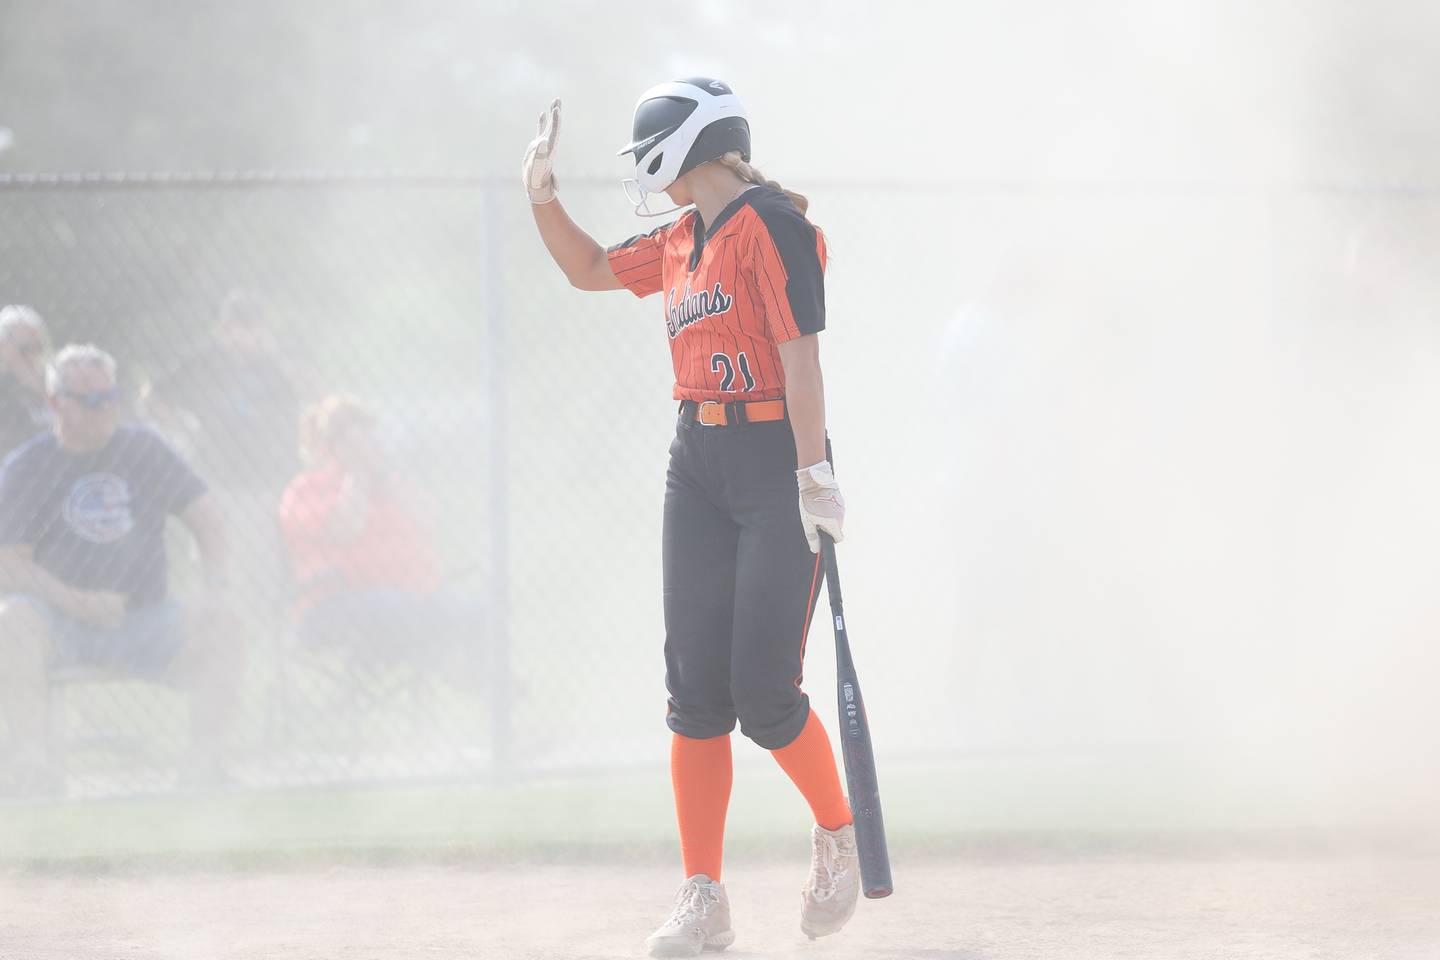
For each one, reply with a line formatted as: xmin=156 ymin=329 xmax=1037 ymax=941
xmin=796 ymin=460 xmax=845 ymax=553
xmin=523 ymin=98 xmax=561 ymax=204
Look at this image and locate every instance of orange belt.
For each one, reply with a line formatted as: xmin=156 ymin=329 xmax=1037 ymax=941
xmin=681 ymin=398 xmax=787 ymax=427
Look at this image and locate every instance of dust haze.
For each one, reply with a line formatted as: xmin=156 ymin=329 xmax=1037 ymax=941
xmin=1 ymin=0 xmax=1439 ymax=955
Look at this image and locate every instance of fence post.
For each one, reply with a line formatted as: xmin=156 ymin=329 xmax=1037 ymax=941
xmin=481 ymin=183 xmax=513 ymax=778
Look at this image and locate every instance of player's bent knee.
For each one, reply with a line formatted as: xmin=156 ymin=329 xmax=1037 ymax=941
xmin=731 ymin=685 xmax=808 ymax=751
xmin=664 ymin=705 xmax=737 ymax=741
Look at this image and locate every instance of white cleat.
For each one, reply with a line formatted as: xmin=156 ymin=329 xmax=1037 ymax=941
xmin=800 ymin=823 xmax=861 ymax=939
xmin=646 ymin=873 xmax=735 ymax=957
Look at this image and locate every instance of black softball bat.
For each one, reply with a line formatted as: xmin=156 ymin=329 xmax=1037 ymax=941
xmin=819 ymin=532 xmax=893 ymax=899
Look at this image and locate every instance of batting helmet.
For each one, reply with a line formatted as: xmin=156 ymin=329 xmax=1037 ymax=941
xmin=618 ymin=78 xmax=750 ymax=210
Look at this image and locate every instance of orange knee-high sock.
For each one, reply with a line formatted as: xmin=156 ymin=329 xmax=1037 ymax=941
xmin=770 ymin=708 xmax=852 ymax=830
xmin=671 ymin=732 xmax=733 ymax=881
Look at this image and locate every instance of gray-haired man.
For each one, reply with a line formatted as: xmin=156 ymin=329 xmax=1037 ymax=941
xmin=0 ymin=344 xmax=244 ymax=794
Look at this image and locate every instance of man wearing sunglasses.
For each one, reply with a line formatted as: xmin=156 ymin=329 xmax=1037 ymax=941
xmin=0 ymin=304 xmax=55 ymax=460
xmin=0 ymin=344 xmax=244 ymax=795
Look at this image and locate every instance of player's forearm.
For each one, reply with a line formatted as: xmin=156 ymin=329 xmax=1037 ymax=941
xmin=779 ymin=336 xmax=828 ymax=468
xmin=530 ymin=198 xmax=615 ymax=290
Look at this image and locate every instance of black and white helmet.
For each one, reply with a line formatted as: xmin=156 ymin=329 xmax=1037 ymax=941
xmin=618 ymin=78 xmax=750 ymax=214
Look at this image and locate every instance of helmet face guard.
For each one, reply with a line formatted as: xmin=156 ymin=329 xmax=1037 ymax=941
xmin=619 ymin=177 xmax=683 ymax=218
xmin=618 ymin=78 xmax=751 ymax=214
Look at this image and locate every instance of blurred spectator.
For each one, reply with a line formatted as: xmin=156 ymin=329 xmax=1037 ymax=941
xmin=278 ymin=395 xmax=482 ymax=671
xmin=143 ymin=289 xmax=302 ymax=624
xmin=144 ymin=289 xmax=301 ymax=495
xmin=0 ymin=305 xmax=56 ymax=457
xmin=0 ymin=345 xmax=244 ymax=795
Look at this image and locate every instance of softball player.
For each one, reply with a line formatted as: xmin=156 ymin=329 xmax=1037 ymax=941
xmin=524 ymin=78 xmax=857 ymax=956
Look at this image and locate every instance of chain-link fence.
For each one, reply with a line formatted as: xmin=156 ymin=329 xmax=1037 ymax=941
xmin=2 ymin=172 xmax=1439 ymax=800
xmin=0 ymin=174 xmax=510 ymax=797
xmin=0 ymin=172 xmax=744 ymax=799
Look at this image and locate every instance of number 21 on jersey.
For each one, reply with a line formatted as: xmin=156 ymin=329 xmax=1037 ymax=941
xmin=711 ymin=352 xmax=756 ymax=392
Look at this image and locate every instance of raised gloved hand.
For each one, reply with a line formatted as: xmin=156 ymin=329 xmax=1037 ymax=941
xmin=522 ymin=98 xmax=561 ymax=204
xmin=796 ymin=460 xmax=845 ymax=553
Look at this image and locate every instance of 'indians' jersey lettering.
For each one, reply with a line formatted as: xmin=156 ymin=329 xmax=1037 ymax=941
xmin=667 ymin=280 xmax=734 ymax=338
xmin=607 ymin=185 xmax=827 ymax=403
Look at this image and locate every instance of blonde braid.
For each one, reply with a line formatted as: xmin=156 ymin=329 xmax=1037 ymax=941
xmin=719 ymin=151 xmax=809 ymax=216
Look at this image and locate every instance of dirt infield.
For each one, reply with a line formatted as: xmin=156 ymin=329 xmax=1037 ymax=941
xmin=4 ymin=853 xmax=1439 ymax=959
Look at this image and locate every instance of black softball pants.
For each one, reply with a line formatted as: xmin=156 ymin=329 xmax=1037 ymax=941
xmin=662 ymin=408 xmax=824 ymax=750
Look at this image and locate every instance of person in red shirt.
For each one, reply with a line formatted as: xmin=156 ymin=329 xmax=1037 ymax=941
xmin=525 ymin=79 xmax=856 ymax=955
xmin=278 ymin=395 xmax=479 ymax=670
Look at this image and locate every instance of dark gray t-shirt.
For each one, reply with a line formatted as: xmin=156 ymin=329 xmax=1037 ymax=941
xmin=0 ymin=426 xmax=207 ymax=608
xmin=0 ymin=374 xmax=54 ymax=461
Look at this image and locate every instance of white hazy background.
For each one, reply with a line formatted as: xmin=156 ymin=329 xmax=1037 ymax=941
xmin=536 ymin=0 xmax=1440 ymax=835
xmin=2 ymin=0 xmax=1439 ymax=840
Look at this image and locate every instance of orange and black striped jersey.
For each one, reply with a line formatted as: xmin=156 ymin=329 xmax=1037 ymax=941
xmin=606 ymin=185 xmax=827 ymax=403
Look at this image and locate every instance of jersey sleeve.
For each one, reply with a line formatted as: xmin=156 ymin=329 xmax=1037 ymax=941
xmin=606 ymin=222 xmax=673 ymax=298
xmin=747 ymin=199 xmax=827 ymax=343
